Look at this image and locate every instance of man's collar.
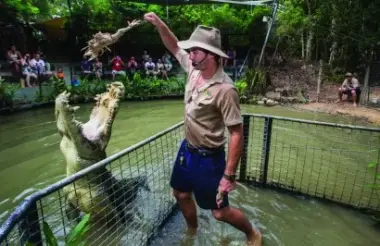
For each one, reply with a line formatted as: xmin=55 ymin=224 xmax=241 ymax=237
xmin=204 ymin=65 xmax=224 ymax=85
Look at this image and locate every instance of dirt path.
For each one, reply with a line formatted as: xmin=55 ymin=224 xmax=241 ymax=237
xmin=293 ymin=102 xmax=380 ymax=126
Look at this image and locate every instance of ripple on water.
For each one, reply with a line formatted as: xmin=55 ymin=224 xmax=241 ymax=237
xmin=148 ymin=184 xmax=380 ymax=246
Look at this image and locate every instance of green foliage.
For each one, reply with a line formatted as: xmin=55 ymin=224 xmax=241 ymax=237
xmin=277 ymin=0 xmax=307 ymax=35
xmin=234 ymin=67 xmax=269 ymax=104
xmin=246 ymin=67 xmax=269 ymax=95
xmin=34 ymin=75 xmax=185 ymax=104
xmin=234 ymin=80 xmax=248 ymax=103
xmin=27 ymin=214 xmax=91 ymax=246
xmin=3 ymin=0 xmax=40 ymax=17
xmin=0 ymin=78 xmax=20 ymax=109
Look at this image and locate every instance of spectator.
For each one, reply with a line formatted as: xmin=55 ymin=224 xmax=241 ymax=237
xmin=6 ymin=45 xmax=22 ymax=77
xmin=127 ymin=56 xmax=138 ymax=76
xmin=81 ymin=58 xmax=93 ymax=76
xmin=21 ymin=53 xmax=37 ymax=87
xmin=142 ymin=50 xmax=150 ymax=64
xmin=225 ymin=47 xmax=237 ymax=68
xmin=162 ymin=51 xmax=172 ymax=64
xmin=30 ymin=53 xmax=52 ymax=81
xmin=93 ymin=58 xmax=103 ymax=80
xmin=156 ymin=59 xmax=168 ymax=80
xmin=71 ymin=75 xmax=80 ymax=87
xmin=54 ymin=67 xmax=65 ymax=80
xmin=110 ymin=55 xmax=126 ymax=80
xmin=336 ymin=72 xmax=361 ymax=107
xmin=144 ymin=58 xmax=156 ymax=76
xmin=162 ymin=51 xmax=173 ymax=72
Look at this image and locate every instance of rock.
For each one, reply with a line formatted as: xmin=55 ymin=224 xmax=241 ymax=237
xmin=265 ymin=91 xmax=281 ymax=100
xmin=257 ymin=100 xmax=265 ymax=105
xmin=265 ymin=99 xmax=279 ymax=106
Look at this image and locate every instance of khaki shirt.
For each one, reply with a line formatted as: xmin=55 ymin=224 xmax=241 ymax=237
xmin=342 ymin=78 xmax=359 ymax=88
xmin=175 ymin=49 xmax=242 ymax=148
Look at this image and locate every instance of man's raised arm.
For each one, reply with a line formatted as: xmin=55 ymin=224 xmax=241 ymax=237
xmin=144 ymin=12 xmax=179 ymax=56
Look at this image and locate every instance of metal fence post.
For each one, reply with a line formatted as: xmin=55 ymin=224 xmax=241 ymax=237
xmin=239 ymin=115 xmax=251 ymax=181
xmin=260 ymin=117 xmax=273 ymax=184
xmin=18 ymin=202 xmax=42 ymax=246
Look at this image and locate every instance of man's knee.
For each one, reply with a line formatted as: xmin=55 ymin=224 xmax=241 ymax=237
xmin=351 ymin=90 xmax=356 ymax=96
xmin=173 ymin=189 xmax=192 ymax=202
xmin=211 ymin=207 xmax=229 ymax=221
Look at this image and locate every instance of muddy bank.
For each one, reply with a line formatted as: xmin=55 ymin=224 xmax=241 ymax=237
xmin=292 ymin=102 xmax=380 ymax=126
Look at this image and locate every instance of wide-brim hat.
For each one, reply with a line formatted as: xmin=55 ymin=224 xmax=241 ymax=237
xmin=177 ymin=25 xmax=229 ymax=59
xmin=345 ymin=72 xmax=352 ymax=77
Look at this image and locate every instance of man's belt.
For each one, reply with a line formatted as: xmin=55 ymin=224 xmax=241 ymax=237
xmin=185 ymin=142 xmax=224 ymax=156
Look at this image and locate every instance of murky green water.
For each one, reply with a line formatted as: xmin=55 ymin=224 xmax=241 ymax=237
xmin=0 ymin=100 xmax=379 ymax=245
xmin=150 ymin=184 xmax=380 ymax=246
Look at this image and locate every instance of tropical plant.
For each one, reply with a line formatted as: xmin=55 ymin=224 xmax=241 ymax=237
xmin=0 ymin=78 xmax=20 ymax=109
xmin=27 ymin=214 xmax=91 ymax=246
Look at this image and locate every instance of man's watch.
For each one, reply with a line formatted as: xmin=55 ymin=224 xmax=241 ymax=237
xmin=223 ymin=173 xmax=236 ymax=182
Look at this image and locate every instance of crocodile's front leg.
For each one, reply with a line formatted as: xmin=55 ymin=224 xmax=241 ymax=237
xmin=110 ymin=19 xmax=143 ymax=42
xmin=91 ymin=82 xmax=125 ymax=151
xmin=55 ymin=91 xmax=86 ymax=148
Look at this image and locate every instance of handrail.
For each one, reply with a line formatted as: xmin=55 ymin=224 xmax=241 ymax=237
xmin=0 ymin=121 xmax=184 ymax=242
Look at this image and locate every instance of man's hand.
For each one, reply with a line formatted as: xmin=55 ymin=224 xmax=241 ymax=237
xmin=216 ymin=177 xmax=236 ymax=208
xmin=144 ymin=12 xmax=162 ymax=26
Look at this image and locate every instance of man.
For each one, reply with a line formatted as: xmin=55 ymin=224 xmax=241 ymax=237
xmin=144 ymin=12 xmax=262 ymax=245
xmin=337 ymin=72 xmax=361 ymax=107
xmin=110 ymin=55 xmax=126 ymax=80
xmin=144 ymin=57 xmax=156 ymax=76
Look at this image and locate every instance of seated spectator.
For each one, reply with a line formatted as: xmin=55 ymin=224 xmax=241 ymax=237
xmin=336 ymin=72 xmax=361 ymax=107
xmin=71 ymin=75 xmax=80 ymax=87
xmin=21 ymin=53 xmax=37 ymax=87
xmin=127 ymin=56 xmax=138 ymax=76
xmin=225 ymin=47 xmax=237 ymax=67
xmin=110 ymin=55 xmax=126 ymax=80
xmin=145 ymin=58 xmax=156 ymax=76
xmin=30 ymin=53 xmax=52 ymax=81
xmin=93 ymin=58 xmax=103 ymax=80
xmin=162 ymin=51 xmax=173 ymax=72
xmin=156 ymin=59 xmax=168 ymax=80
xmin=54 ymin=67 xmax=65 ymax=80
xmin=6 ymin=45 xmax=22 ymax=77
xmin=81 ymin=58 xmax=93 ymax=76
xmin=162 ymin=51 xmax=172 ymax=64
xmin=142 ymin=50 xmax=150 ymax=65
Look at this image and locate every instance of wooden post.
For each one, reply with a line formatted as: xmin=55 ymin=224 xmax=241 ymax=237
xmin=360 ymin=62 xmax=371 ymax=105
xmin=316 ymin=59 xmax=323 ymax=102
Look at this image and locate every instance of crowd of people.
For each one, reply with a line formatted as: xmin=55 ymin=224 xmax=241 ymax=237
xmin=5 ymin=45 xmax=66 ymax=87
xmin=79 ymin=50 xmax=176 ymax=81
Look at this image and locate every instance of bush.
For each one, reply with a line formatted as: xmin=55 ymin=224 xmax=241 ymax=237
xmin=34 ymin=74 xmax=186 ymax=104
xmin=0 ymin=78 xmax=20 ymax=109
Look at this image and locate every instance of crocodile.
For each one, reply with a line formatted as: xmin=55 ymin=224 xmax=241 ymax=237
xmin=55 ymin=82 xmax=149 ymax=228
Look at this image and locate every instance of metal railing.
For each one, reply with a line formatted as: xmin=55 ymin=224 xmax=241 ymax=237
xmin=238 ymin=114 xmax=380 ymax=212
xmin=1 ymin=114 xmax=380 ymax=246
xmin=0 ymin=122 xmax=184 ymax=246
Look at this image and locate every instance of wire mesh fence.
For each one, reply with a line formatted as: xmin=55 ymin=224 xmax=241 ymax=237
xmin=239 ymin=114 xmax=380 ymax=212
xmin=1 ymin=114 xmax=380 ymax=246
xmin=0 ymin=122 xmax=184 ymax=246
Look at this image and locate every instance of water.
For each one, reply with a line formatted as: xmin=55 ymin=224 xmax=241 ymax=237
xmin=0 ymin=99 xmax=378 ymax=244
xmin=150 ymin=184 xmax=380 ymax=246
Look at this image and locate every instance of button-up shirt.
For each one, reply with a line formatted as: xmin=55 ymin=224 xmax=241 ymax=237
xmin=175 ymin=49 xmax=242 ymax=148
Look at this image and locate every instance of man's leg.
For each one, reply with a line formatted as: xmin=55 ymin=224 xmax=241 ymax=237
xmin=212 ymin=207 xmax=262 ymax=245
xmin=170 ymin=140 xmax=196 ymax=233
xmin=336 ymin=87 xmax=344 ymax=102
xmin=173 ymin=189 xmax=198 ymax=234
xmin=351 ymin=89 xmax=357 ymax=107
